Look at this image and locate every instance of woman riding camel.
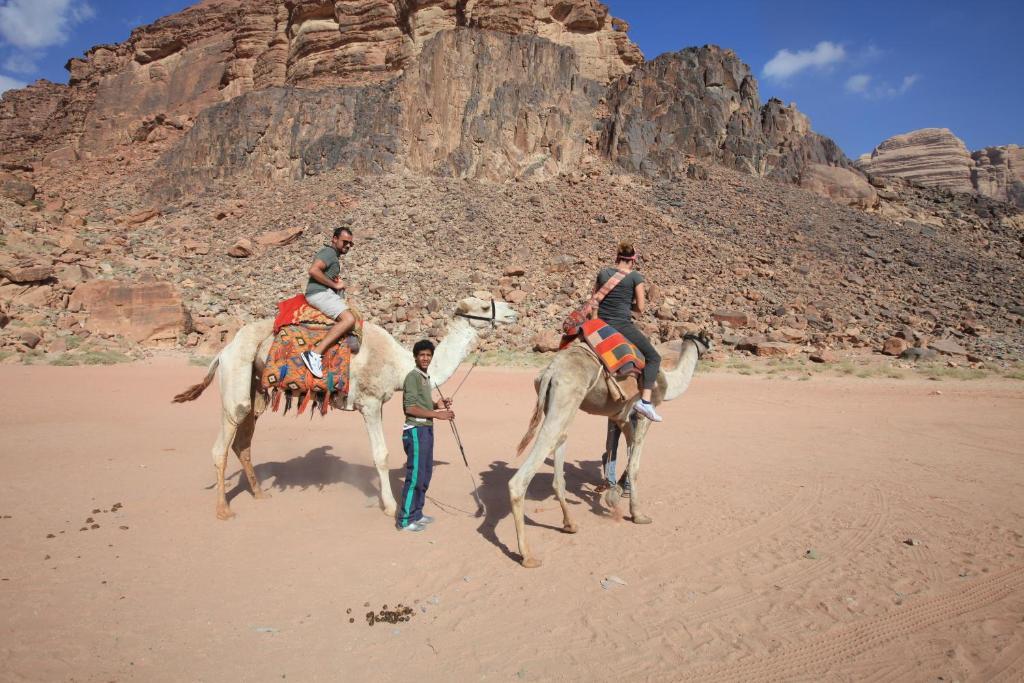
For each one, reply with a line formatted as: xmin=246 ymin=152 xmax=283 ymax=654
xmin=594 ymin=240 xmax=663 ymax=422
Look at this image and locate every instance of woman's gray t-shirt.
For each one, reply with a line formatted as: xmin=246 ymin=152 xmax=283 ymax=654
xmin=595 ymin=267 xmax=644 ymax=326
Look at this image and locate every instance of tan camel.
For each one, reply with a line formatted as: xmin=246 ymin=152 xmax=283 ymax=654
xmin=173 ymin=297 xmax=517 ymax=520
xmin=509 ymin=332 xmax=711 ymax=567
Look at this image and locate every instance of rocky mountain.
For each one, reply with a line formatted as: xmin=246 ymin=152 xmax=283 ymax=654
xmin=858 ymin=128 xmax=1024 ymax=208
xmin=0 ymin=0 xmax=639 ymax=162
xmin=0 ymin=1 xmax=1022 ymax=367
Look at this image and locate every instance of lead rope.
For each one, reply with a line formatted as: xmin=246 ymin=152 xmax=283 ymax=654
xmin=433 ymin=375 xmax=486 ymax=517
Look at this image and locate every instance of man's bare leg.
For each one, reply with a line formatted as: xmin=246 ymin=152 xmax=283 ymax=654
xmin=314 ymin=310 xmax=356 ymax=355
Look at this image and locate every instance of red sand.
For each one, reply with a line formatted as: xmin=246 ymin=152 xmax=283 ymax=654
xmin=1 ymin=359 xmax=1022 ymax=681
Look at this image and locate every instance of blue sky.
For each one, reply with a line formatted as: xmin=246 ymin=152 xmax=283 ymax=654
xmin=1 ymin=0 xmax=1021 ymax=157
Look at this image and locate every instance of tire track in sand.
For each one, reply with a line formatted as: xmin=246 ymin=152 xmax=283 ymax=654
xmin=693 ymin=565 xmax=1024 ymax=682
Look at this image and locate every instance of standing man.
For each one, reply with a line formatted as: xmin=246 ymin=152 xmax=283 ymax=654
xmin=301 ymin=226 xmax=357 ymax=378
xmin=397 ymin=340 xmax=455 ymax=532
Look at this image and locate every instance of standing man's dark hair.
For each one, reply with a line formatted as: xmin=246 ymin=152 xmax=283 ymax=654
xmin=333 ymin=226 xmax=353 ymax=239
xmin=413 ymin=339 xmax=435 ymax=356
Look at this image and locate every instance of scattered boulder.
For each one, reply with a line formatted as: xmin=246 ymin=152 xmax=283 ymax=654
xmin=809 ymin=349 xmax=837 ymax=363
xmin=256 ymin=226 xmax=303 ymax=248
xmin=505 ymin=289 xmax=527 ymax=305
xmin=227 ymin=239 xmax=256 ymax=258
xmin=69 ymin=280 xmax=188 ymax=345
xmin=881 ymin=336 xmax=910 ymax=356
xmin=18 ymin=330 xmax=41 ymax=349
xmin=0 ymin=175 xmax=37 ymax=205
xmin=752 ymin=341 xmax=800 ymax=358
xmin=0 ymin=304 xmax=8 ymax=328
xmin=712 ymin=309 xmax=753 ymax=328
xmin=503 ymin=265 xmax=526 ymax=277
xmin=56 ymin=264 xmax=93 ymax=287
xmin=0 ymin=262 xmax=54 ymax=284
xmin=929 ymin=338 xmax=969 ymax=356
xmin=532 ymin=330 xmax=563 ymax=353
xmin=117 ymin=208 xmax=160 ymax=226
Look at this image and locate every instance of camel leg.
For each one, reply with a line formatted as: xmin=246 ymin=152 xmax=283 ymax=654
xmin=212 ymin=414 xmax=239 ymax=520
xmin=510 ymin=403 xmax=577 ymax=568
xmin=360 ymin=398 xmax=397 ymax=516
xmin=233 ymin=411 xmax=270 ymax=500
xmin=552 ymin=441 xmax=577 ymax=534
xmin=625 ymin=417 xmax=653 ymax=525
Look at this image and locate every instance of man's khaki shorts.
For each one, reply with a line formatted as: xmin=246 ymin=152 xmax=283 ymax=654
xmin=306 ymin=290 xmax=349 ymax=320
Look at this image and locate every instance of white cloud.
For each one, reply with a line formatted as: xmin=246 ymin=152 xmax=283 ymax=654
xmin=763 ymin=41 xmax=846 ymax=81
xmin=0 ymin=73 xmax=26 ymax=94
xmin=845 ymin=73 xmax=872 ymax=93
xmin=846 ymin=73 xmax=920 ymax=99
xmin=0 ymin=0 xmax=95 ymax=50
xmin=3 ymin=52 xmax=38 ymax=74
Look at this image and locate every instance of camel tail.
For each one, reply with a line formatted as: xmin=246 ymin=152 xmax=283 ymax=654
xmin=172 ymin=354 xmax=220 ymax=403
xmin=516 ymin=371 xmax=552 ymax=458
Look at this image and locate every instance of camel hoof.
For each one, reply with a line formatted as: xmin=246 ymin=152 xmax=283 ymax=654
xmin=216 ymin=507 xmax=236 ymax=521
xmin=563 ymin=523 xmax=579 ymax=534
xmin=383 ymin=506 xmax=397 ymax=517
xmin=253 ymin=490 xmax=272 ymax=500
xmin=521 ymin=557 xmax=543 ymax=569
xmin=602 ymin=485 xmax=623 ymax=508
xmin=631 ymin=514 xmax=653 ymax=525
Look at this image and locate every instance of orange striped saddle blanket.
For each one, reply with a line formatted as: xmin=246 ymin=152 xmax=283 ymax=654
xmin=580 ymin=319 xmax=645 ymax=377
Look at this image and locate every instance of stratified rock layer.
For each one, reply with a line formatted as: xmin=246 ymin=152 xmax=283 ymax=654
xmin=857 ymin=128 xmax=974 ymax=193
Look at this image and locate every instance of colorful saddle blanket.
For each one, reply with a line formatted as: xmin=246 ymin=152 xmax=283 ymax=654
xmin=273 ymin=293 xmax=335 ymax=333
xmin=580 ymin=319 xmax=645 ymax=376
xmin=260 ymin=324 xmax=353 ymax=416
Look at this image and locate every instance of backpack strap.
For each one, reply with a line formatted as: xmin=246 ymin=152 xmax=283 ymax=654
xmin=589 ymin=270 xmax=628 ymax=307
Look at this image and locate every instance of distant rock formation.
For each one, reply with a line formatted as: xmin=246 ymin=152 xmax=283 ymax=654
xmin=971 ymin=145 xmax=1024 ymax=207
xmin=856 ymin=128 xmax=974 ymax=194
xmin=858 ymin=129 xmax=1023 ymax=207
xmin=597 ymin=48 xmax=860 ymax=203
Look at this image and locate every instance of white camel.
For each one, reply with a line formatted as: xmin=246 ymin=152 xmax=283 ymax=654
xmin=173 ymin=297 xmax=517 ymax=520
xmin=510 ymin=332 xmax=711 ymax=567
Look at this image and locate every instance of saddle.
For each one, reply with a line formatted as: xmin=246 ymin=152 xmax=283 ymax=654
xmin=260 ymin=295 xmax=362 ymax=416
xmin=576 ymin=319 xmax=645 ymax=402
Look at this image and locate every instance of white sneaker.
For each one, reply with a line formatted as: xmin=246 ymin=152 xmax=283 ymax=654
xmin=399 ymin=520 xmax=426 ymax=532
xmin=632 ymin=400 xmax=663 ymax=422
xmin=419 ymin=515 xmax=435 ymax=525
xmin=300 ymin=350 xmax=324 ymax=378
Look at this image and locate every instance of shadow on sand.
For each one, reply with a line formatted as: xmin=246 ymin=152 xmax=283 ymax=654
xmin=474 ymin=456 xmax=609 ymax=562
xmin=220 ymin=445 xmax=446 ymax=507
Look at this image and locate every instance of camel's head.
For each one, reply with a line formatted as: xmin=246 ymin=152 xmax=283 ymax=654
xmin=683 ymin=330 xmax=713 ymax=358
xmin=455 ymin=297 xmax=518 ymax=329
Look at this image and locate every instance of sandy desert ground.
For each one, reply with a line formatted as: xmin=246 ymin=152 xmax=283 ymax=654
xmin=1 ymin=359 xmax=1023 ymax=682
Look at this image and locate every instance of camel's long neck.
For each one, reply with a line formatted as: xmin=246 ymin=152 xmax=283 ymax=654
xmin=428 ymin=316 xmax=478 ymax=387
xmin=663 ymin=342 xmax=700 ymax=401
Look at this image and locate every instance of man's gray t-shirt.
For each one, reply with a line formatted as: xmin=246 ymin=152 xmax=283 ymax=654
xmin=305 ymin=246 xmax=340 ymax=297
xmin=595 ymin=267 xmax=644 ymax=326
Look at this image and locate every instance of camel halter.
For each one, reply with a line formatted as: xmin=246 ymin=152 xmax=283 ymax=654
xmin=454 ymin=299 xmax=497 ymax=327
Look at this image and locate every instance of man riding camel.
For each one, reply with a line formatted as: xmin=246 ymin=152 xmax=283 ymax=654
xmin=301 ymin=226 xmax=357 ymax=379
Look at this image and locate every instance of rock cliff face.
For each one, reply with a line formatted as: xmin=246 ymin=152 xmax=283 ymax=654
xmin=856 ymin=128 xmax=975 ymax=194
xmin=0 ymin=0 xmax=638 ymax=160
xmin=972 ymin=145 xmax=1024 ymax=207
xmin=157 ymin=29 xmax=604 ymax=196
xmin=858 ymin=129 xmax=1024 ymax=207
xmin=597 ymin=49 xmax=854 ymax=200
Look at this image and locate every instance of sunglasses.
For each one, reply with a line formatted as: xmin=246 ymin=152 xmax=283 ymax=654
xmin=339 ymin=239 xmax=354 ymax=247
